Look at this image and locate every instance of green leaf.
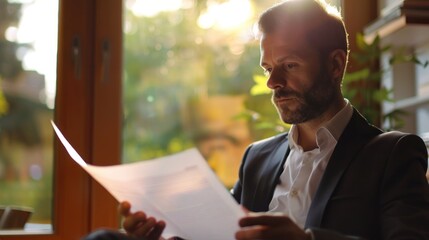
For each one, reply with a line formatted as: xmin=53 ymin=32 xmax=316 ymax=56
xmin=344 ymin=68 xmax=370 ymax=82
xmin=351 ymin=52 xmax=371 ymax=64
xmin=368 ymin=35 xmax=380 ymax=54
xmin=382 ymin=109 xmax=408 ymax=130
xmin=342 ymin=88 xmax=358 ymax=99
xmin=380 ymin=45 xmax=391 ymax=53
xmin=410 ymin=56 xmax=429 ymax=68
xmin=373 ymin=88 xmax=390 ymax=102
xmin=356 ymin=33 xmax=368 ymax=51
xmin=250 ymin=74 xmax=271 ymax=95
xmin=255 ymin=122 xmax=277 ymax=130
xmin=368 ymin=71 xmax=383 ymax=81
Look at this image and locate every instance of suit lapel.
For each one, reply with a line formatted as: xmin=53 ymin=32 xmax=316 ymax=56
xmin=305 ymin=109 xmax=381 ymax=228
xmin=253 ymin=137 xmax=290 ymax=211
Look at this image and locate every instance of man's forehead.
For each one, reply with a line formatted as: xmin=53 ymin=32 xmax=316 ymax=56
xmin=259 ymin=26 xmax=307 ymax=49
xmin=259 ymin=29 xmax=319 ymax=64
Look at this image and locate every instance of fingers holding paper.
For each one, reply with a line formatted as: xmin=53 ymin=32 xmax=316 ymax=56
xmin=235 ymin=212 xmax=312 ymax=240
xmin=120 ymin=201 xmax=166 ymax=240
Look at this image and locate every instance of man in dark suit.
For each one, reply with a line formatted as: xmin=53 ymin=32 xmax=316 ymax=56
xmin=85 ymin=0 xmax=429 ymax=239
xmin=230 ymin=1 xmax=429 ymax=239
xmin=232 ymin=109 xmax=429 ymax=239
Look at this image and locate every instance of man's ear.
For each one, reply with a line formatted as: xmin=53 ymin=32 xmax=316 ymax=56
xmin=328 ymin=49 xmax=347 ymax=83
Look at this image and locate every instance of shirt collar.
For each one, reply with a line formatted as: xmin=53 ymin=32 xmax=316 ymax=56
xmin=322 ymin=99 xmax=353 ymax=141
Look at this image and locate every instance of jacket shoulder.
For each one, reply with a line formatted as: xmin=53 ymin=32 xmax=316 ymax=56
xmin=249 ymin=132 xmax=289 ymax=152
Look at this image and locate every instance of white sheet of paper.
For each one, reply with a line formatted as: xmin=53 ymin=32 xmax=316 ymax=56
xmin=51 ymin=121 xmax=245 ymax=239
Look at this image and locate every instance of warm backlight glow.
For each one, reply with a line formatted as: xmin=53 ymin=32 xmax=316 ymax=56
xmin=128 ymin=0 xmax=253 ymax=31
xmin=13 ymin=1 xmax=58 ymax=108
xmin=129 ymin=0 xmax=193 ymax=17
xmin=197 ymin=0 xmax=253 ymax=30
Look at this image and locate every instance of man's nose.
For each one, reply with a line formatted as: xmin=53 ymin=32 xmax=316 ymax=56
xmin=266 ymin=69 xmax=286 ymax=89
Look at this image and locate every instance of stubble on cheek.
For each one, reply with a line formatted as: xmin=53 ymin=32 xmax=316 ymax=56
xmin=272 ymin=96 xmax=305 ymax=124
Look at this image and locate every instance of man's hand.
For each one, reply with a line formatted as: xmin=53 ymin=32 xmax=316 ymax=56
xmin=235 ymin=212 xmax=312 ymax=240
xmin=119 ymin=201 xmax=166 ymax=240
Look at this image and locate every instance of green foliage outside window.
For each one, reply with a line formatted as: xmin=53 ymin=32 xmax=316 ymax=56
xmin=122 ymin=1 xmax=278 ymax=162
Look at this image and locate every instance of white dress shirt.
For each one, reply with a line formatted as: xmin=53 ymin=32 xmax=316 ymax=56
xmin=268 ymin=99 xmax=353 ymax=229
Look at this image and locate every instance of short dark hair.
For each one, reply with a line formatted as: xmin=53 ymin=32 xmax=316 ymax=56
xmin=258 ymin=0 xmax=349 ymax=59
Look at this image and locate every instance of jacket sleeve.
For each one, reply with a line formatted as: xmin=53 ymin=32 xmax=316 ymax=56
xmin=231 ymin=145 xmax=253 ymax=204
xmin=309 ymin=133 xmax=429 ymax=239
xmin=378 ymin=134 xmax=429 ymax=239
xmin=308 ymin=228 xmax=366 ymax=240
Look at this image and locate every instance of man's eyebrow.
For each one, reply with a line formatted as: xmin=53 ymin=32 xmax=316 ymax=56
xmin=260 ymin=54 xmax=303 ymax=67
xmin=260 ymin=49 xmax=308 ymax=68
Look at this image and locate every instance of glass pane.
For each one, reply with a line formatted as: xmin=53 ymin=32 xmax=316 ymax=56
xmin=0 ymin=0 xmax=58 ymax=233
xmin=122 ymin=0 xmax=342 ymax=187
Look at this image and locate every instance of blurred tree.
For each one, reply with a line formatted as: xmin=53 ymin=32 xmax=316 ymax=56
xmin=0 ymin=0 xmax=45 ymax=166
xmin=122 ymin=0 xmax=278 ymax=162
xmin=0 ymin=0 xmax=23 ymax=80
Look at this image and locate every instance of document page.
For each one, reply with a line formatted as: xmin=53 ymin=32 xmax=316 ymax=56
xmin=52 ymin=122 xmax=245 ymax=239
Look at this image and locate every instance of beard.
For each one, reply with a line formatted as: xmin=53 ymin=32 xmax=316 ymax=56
xmin=272 ymin=68 xmax=337 ymax=124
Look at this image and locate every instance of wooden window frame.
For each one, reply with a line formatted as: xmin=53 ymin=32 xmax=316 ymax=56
xmin=1 ymin=0 xmax=121 ymax=239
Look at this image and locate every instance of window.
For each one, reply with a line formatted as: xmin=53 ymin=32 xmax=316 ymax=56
xmin=0 ymin=0 xmax=118 ymax=238
xmin=0 ymin=0 xmax=58 ymax=233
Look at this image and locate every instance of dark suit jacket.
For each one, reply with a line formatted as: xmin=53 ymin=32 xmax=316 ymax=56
xmin=232 ymin=109 xmax=429 ymax=239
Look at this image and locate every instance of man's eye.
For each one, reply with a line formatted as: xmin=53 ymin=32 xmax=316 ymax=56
xmin=285 ymin=63 xmax=298 ymax=70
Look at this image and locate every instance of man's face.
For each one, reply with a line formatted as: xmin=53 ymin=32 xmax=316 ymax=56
xmin=260 ymin=25 xmax=337 ymax=124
